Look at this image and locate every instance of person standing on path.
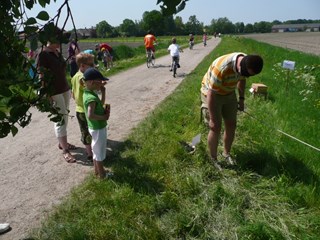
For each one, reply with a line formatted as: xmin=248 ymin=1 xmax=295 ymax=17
xmin=68 ymin=39 xmax=80 ymax=77
xmin=83 ymin=68 xmax=111 ymax=179
xmin=71 ymin=53 xmax=97 ymax=161
xmin=36 ymin=27 xmax=77 ymax=163
xmin=200 ymin=52 xmax=263 ymax=169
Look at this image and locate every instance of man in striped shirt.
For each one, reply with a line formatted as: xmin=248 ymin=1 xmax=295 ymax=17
xmin=201 ymin=52 xmax=263 ymax=169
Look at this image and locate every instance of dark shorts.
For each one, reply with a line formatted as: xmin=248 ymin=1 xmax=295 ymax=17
xmin=76 ymin=112 xmax=92 ymax=145
xmin=146 ymin=47 xmax=155 ymax=52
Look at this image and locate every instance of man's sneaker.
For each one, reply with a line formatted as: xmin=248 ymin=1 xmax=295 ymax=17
xmin=210 ymin=158 xmax=222 ymax=171
xmin=221 ymin=153 xmax=236 ymax=166
xmin=169 ymin=69 xmax=173 ymax=72
xmin=177 ymin=63 xmax=180 ymax=68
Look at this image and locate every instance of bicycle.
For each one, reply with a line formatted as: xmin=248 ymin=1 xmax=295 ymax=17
xmin=146 ymin=49 xmax=155 ymax=68
xmin=189 ymin=40 xmax=194 ymax=50
xmin=171 ymin=56 xmax=179 ymax=77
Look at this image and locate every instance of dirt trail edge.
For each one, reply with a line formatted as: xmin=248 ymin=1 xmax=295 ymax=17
xmin=0 ymin=37 xmax=220 ymax=240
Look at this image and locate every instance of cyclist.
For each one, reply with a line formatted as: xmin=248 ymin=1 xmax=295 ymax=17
xmin=101 ymin=47 xmax=113 ymax=70
xmin=168 ymin=37 xmax=183 ymax=72
xmin=144 ymin=30 xmax=157 ymax=59
xmin=189 ymin=33 xmax=194 ymax=49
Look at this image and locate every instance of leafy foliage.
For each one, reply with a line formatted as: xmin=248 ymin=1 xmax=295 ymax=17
xmin=157 ymin=0 xmax=189 ymax=15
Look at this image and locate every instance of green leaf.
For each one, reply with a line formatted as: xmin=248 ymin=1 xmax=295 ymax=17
xmin=38 ymin=0 xmax=47 ymax=8
xmin=25 ymin=0 xmax=36 ymax=10
xmin=36 ymin=11 xmax=50 ymax=21
xmin=25 ymin=17 xmax=37 ymax=25
xmin=11 ymin=125 xmax=18 ymax=137
xmin=0 ymin=122 xmax=11 ymax=138
xmin=24 ymin=26 xmax=39 ymax=34
xmin=0 ymin=111 xmax=7 ymax=120
xmin=0 ymin=87 xmax=12 ymax=97
xmin=10 ymin=104 xmax=29 ymax=119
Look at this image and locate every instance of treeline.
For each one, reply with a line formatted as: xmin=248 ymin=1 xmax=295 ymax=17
xmin=79 ymin=10 xmax=320 ymax=38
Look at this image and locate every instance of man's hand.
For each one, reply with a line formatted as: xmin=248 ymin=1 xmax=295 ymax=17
xmin=238 ymin=99 xmax=245 ymax=111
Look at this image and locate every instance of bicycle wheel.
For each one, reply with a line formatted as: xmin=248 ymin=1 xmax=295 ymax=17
xmin=146 ymin=51 xmax=151 ymax=68
xmin=147 ymin=57 xmax=151 ymax=68
xmin=173 ymin=62 xmax=177 ymax=77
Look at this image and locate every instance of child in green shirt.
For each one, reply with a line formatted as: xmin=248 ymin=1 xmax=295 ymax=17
xmin=82 ymin=68 xmax=111 ymax=179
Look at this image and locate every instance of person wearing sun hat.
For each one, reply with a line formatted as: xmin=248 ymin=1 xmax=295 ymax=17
xmin=82 ymin=68 xmax=112 ymax=179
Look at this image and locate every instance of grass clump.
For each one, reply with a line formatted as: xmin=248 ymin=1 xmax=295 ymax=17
xmin=30 ymin=36 xmax=320 ymax=239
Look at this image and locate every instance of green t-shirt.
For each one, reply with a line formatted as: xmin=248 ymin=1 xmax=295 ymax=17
xmin=83 ymin=89 xmax=107 ymax=130
xmin=71 ymin=71 xmax=85 ymax=113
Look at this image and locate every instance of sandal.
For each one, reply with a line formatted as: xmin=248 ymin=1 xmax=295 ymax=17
xmin=58 ymin=143 xmax=78 ymax=150
xmin=62 ymin=150 xmax=76 ymax=163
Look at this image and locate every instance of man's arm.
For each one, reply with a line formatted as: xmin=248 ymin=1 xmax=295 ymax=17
xmin=237 ymin=79 xmax=246 ymax=111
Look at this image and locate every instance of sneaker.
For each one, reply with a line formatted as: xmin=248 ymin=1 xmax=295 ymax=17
xmin=221 ymin=153 xmax=236 ymax=166
xmin=169 ymin=69 xmax=173 ymax=72
xmin=104 ymin=170 xmax=114 ymax=179
xmin=177 ymin=64 xmax=180 ymax=68
xmin=210 ymin=158 xmax=222 ymax=171
xmin=0 ymin=223 xmax=10 ymax=234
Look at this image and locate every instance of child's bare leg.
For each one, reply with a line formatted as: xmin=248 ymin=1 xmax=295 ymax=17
xmin=93 ymin=160 xmax=99 ymax=176
xmin=95 ymin=160 xmax=106 ymax=179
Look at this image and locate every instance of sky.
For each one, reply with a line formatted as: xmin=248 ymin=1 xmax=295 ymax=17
xmin=27 ymin=0 xmax=320 ymax=30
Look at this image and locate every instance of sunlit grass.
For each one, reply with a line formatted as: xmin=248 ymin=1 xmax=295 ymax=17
xmin=30 ymin=36 xmax=320 ymax=239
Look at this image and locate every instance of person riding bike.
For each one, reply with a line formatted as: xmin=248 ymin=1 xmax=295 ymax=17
xmin=189 ymin=33 xmax=194 ymax=49
xmin=144 ymin=30 xmax=157 ymax=59
xmin=168 ymin=37 xmax=183 ymax=72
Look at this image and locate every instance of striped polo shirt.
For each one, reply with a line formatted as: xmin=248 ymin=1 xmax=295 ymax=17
xmin=201 ymin=52 xmax=246 ymax=96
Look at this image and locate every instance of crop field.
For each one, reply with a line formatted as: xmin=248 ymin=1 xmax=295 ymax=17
xmin=243 ymin=32 xmax=320 ymax=56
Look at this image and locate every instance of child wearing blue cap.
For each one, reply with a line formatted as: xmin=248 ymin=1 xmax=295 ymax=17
xmin=82 ymin=68 xmax=111 ymax=179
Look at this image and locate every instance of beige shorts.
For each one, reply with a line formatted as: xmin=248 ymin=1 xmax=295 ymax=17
xmin=201 ymin=91 xmax=237 ymax=123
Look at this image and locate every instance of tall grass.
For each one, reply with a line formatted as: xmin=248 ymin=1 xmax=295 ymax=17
xmin=30 ymin=36 xmax=320 ymax=239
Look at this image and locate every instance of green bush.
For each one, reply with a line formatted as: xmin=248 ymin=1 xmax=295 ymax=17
xmin=112 ymin=45 xmax=135 ymax=60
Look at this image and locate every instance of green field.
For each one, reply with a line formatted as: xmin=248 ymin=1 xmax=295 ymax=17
xmin=30 ymin=36 xmax=320 ymax=240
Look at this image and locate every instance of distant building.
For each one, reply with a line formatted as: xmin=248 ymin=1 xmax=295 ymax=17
xmin=272 ymin=23 xmax=320 ymax=33
xmin=75 ymin=28 xmax=96 ymax=38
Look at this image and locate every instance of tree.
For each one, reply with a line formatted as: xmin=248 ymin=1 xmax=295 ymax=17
xmin=244 ymin=23 xmax=254 ymax=33
xmin=253 ymin=21 xmax=272 ymax=33
xmin=119 ymin=19 xmax=138 ymax=37
xmin=174 ymin=16 xmax=185 ymax=35
xmin=234 ymin=22 xmax=245 ymax=34
xmin=96 ymin=20 xmax=114 ymax=38
xmin=185 ymin=15 xmax=203 ymax=35
xmin=142 ymin=10 xmax=165 ymax=35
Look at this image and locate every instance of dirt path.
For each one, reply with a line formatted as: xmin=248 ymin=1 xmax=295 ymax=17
xmin=0 ymin=37 xmax=221 ymax=240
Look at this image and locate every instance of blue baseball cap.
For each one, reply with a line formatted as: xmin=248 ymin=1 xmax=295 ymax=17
xmin=83 ymin=68 xmax=109 ymax=81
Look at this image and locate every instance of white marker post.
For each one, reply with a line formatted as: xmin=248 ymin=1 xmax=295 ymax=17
xmin=282 ymin=60 xmax=295 ymax=91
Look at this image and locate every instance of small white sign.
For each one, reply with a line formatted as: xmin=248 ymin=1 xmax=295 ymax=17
xmin=282 ymin=60 xmax=295 ymax=70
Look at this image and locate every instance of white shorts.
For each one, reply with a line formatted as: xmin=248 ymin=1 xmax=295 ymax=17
xmin=52 ymin=90 xmax=71 ymax=138
xmin=89 ymin=127 xmax=107 ymax=161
